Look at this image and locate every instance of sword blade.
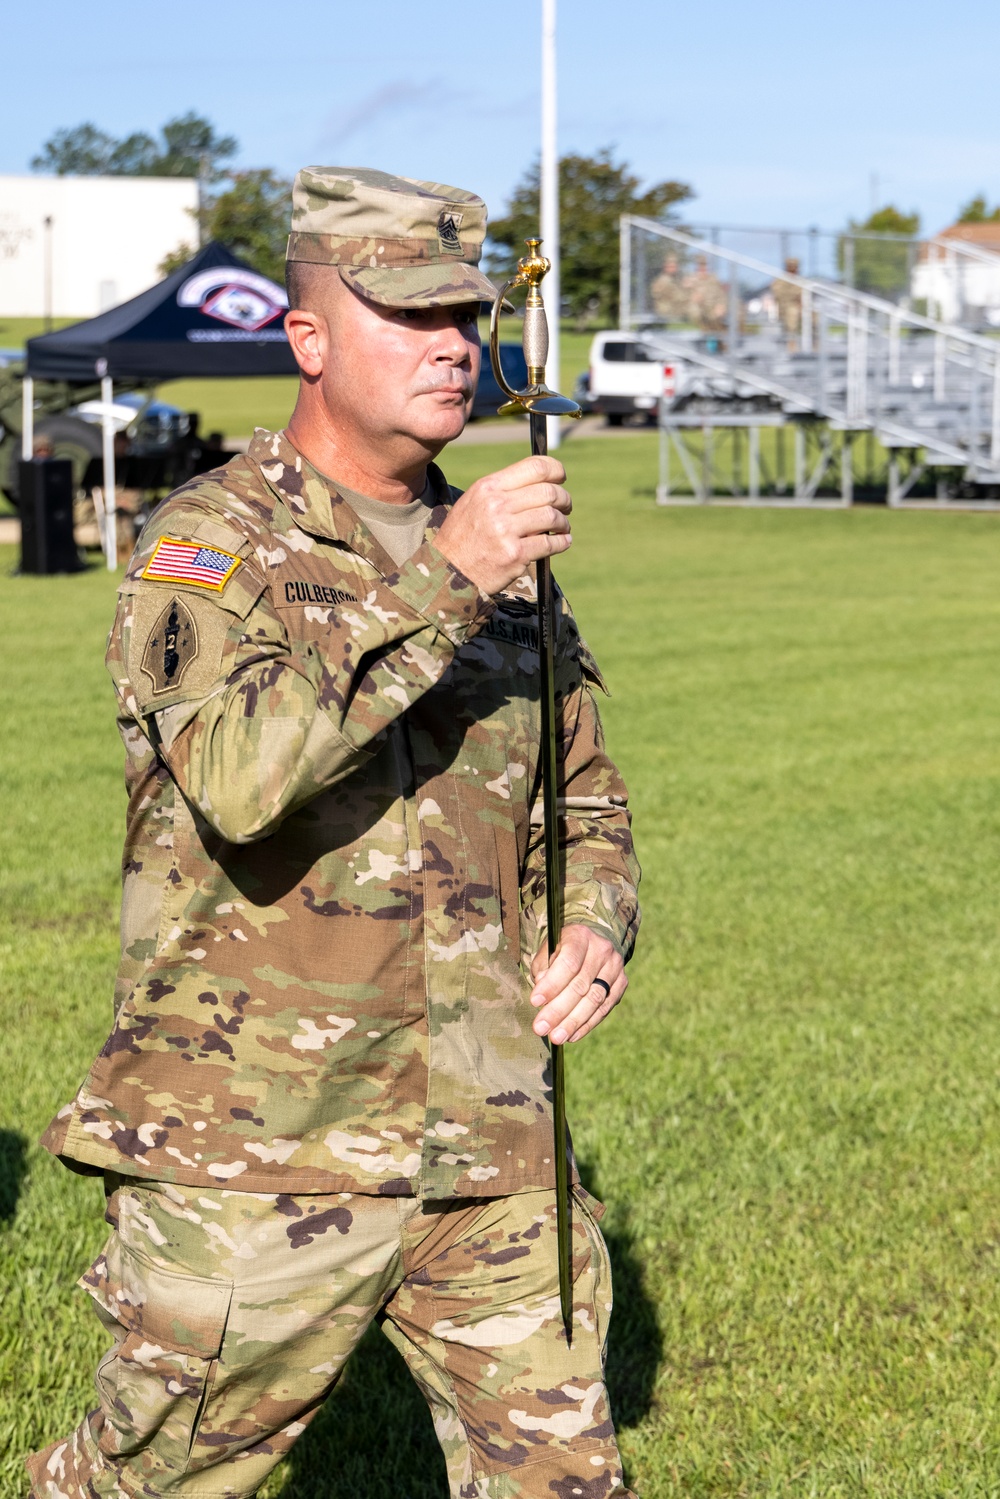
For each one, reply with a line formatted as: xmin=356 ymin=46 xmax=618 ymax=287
xmin=530 ymin=409 xmax=573 ymax=1346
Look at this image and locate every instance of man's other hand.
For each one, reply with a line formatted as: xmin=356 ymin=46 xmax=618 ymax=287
xmin=435 ymin=455 xmax=571 ymax=596
xmin=528 ymin=926 xmax=626 ymax=1044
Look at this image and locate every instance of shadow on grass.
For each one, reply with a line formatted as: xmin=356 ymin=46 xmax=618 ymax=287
xmin=602 ymin=1215 xmax=662 ymax=1430
xmin=277 ymin=1319 xmax=444 ymax=1499
xmin=276 ymin=1182 xmax=660 ymax=1499
xmin=0 ymin=1130 xmax=28 ymax=1223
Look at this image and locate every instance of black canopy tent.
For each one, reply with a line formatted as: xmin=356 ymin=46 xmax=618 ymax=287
xmin=21 ymin=243 xmax=296 ymax=567
xmin=24 ymin=242 xmax=297 ymax=382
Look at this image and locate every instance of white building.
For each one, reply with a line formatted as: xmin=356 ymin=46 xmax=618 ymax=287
xmin=911 ymin=222 xmax=1000 ymax=326
xmin=0 ymin=174 xmax=198 ymax=320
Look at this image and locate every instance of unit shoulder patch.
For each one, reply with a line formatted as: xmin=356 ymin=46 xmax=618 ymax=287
xmin=141 ymin=596 xmax=199 ymax=695
xmin=128 ymin=586 xmax=236 ymax=713
xmin=142 ymin=537 xmax=242 ymax=592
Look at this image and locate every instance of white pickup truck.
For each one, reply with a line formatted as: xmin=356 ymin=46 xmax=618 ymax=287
xmin=577 ymin=330 xmax=683 ymax=425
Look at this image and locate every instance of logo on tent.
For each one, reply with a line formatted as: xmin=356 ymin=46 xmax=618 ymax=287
xmin=200 ymin=283 xmax=283 ymax=330
xmin=178 ymin=267 xmax=288 ymax=332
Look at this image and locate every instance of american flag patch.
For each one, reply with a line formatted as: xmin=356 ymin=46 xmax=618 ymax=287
xmin=142 ymin=538 xmax=242 ymax=591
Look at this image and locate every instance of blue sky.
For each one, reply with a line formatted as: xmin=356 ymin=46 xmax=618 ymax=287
xmin=3 ymin=0 xmax=998 ymax=236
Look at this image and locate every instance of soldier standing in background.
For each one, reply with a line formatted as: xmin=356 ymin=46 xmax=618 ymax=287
xmin=772 ymin=257 xmax=804 ymax=344
xmin=688 ymin=256 xmax=728 ymax=335
xmin=650 ymin=253 xmax=691 ymax=323
xmin=28 ymin=168 xmax=641 ymax=1499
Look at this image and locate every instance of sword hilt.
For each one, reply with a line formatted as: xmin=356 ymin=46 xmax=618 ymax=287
xmin=488 ymin=238 xmax=582 ymax=419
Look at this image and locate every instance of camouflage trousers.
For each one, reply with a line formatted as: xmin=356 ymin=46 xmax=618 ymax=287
xmin=27 ymin=1176 xmax=634 ymax=1499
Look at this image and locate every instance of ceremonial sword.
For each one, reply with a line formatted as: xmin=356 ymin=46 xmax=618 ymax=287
xmin=488 ymin=240 xmax=582 ymax=1343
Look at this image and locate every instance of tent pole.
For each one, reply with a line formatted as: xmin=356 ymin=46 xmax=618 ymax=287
xmin=21 ymin=375 xmax=34 ymax=460
xmin=101 ymin=375 xmax=117 ymax=570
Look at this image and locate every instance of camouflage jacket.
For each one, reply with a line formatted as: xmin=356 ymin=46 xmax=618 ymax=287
xmin=43 ymin=429 xmax=640 ymax=1199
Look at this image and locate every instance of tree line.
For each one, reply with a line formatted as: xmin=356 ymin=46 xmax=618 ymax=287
xmin=34 ymin=114 xmax=293 ymax=285
xmin=837 ymin=194 xmax=1000 ymax=298
xmin=32 ymin=116 xmax=1000 ymax=319
xmin=31 ymin=118 xmax=691 ymax=321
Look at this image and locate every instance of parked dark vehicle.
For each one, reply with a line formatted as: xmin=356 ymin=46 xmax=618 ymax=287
xmin=0 ymin=368 xmax=246 ymax=510
xmin=472 ymin=343 xmax=528 ymax=420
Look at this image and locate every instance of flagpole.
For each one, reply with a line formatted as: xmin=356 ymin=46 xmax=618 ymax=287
xmin=541 ymin=0 xmax=560 ymax=451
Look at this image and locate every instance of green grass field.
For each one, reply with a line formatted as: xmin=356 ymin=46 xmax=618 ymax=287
xmin=5 ymin=434 xmax=1000 ymax=1496
xmin=0 ymin=316 xmax=78 ymax=348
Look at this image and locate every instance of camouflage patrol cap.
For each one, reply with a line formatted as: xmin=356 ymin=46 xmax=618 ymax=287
xmin=287 ymin=166 xmax=497 ymax=309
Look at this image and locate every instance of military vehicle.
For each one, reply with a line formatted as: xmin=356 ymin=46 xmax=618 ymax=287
xmin=0 ymin=358 xmax=109 ymax=506
xmin=0 ymin=361 xmax=229 ymax=544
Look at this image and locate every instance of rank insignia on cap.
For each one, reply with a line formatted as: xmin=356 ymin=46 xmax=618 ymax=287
xmin=437 ymin=210 xmax=464 ymax=255
xmin=142 ymin=537 xmax=242 ymax=591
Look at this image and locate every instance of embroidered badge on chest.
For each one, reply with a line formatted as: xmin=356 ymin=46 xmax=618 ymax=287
xmin=481 ymin=596 xmax=540 ymax=650
xmin=141 ymin=537 xmax=241 ymax=591
xmin=141 ymin=596 xmax=199 ymax=694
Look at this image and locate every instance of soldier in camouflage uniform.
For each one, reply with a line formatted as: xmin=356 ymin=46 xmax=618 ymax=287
xmin=28 ymin=168 xmax=641 ymax=1499
xmin=688 ymin=258 xmax=728 ymax=335
xmin=649 ymin=255 xmax=691 ymax=324
xmin=772 ymin=258 xmax=803 ymax=345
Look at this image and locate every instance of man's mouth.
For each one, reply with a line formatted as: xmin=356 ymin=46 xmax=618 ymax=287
xmin=417 ymin=376 xmax=474 ymax=403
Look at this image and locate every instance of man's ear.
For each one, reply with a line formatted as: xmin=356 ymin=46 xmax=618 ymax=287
xmin=284 ymin=307 xmax=326 ymax=377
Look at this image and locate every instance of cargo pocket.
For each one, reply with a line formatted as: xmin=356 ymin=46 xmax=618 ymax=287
xmin=80 ymin=1232 xmax=232 ymax=1482
xmin=572 ymin=1184 xmax=614 ymax=1359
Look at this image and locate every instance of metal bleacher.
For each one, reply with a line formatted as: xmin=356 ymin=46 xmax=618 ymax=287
xmin=621 ymin=217 xmax=1000 ymax=505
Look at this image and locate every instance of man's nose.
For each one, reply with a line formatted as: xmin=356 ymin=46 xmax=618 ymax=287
xmin=431 ymin=323 xmax=473 ymax=363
